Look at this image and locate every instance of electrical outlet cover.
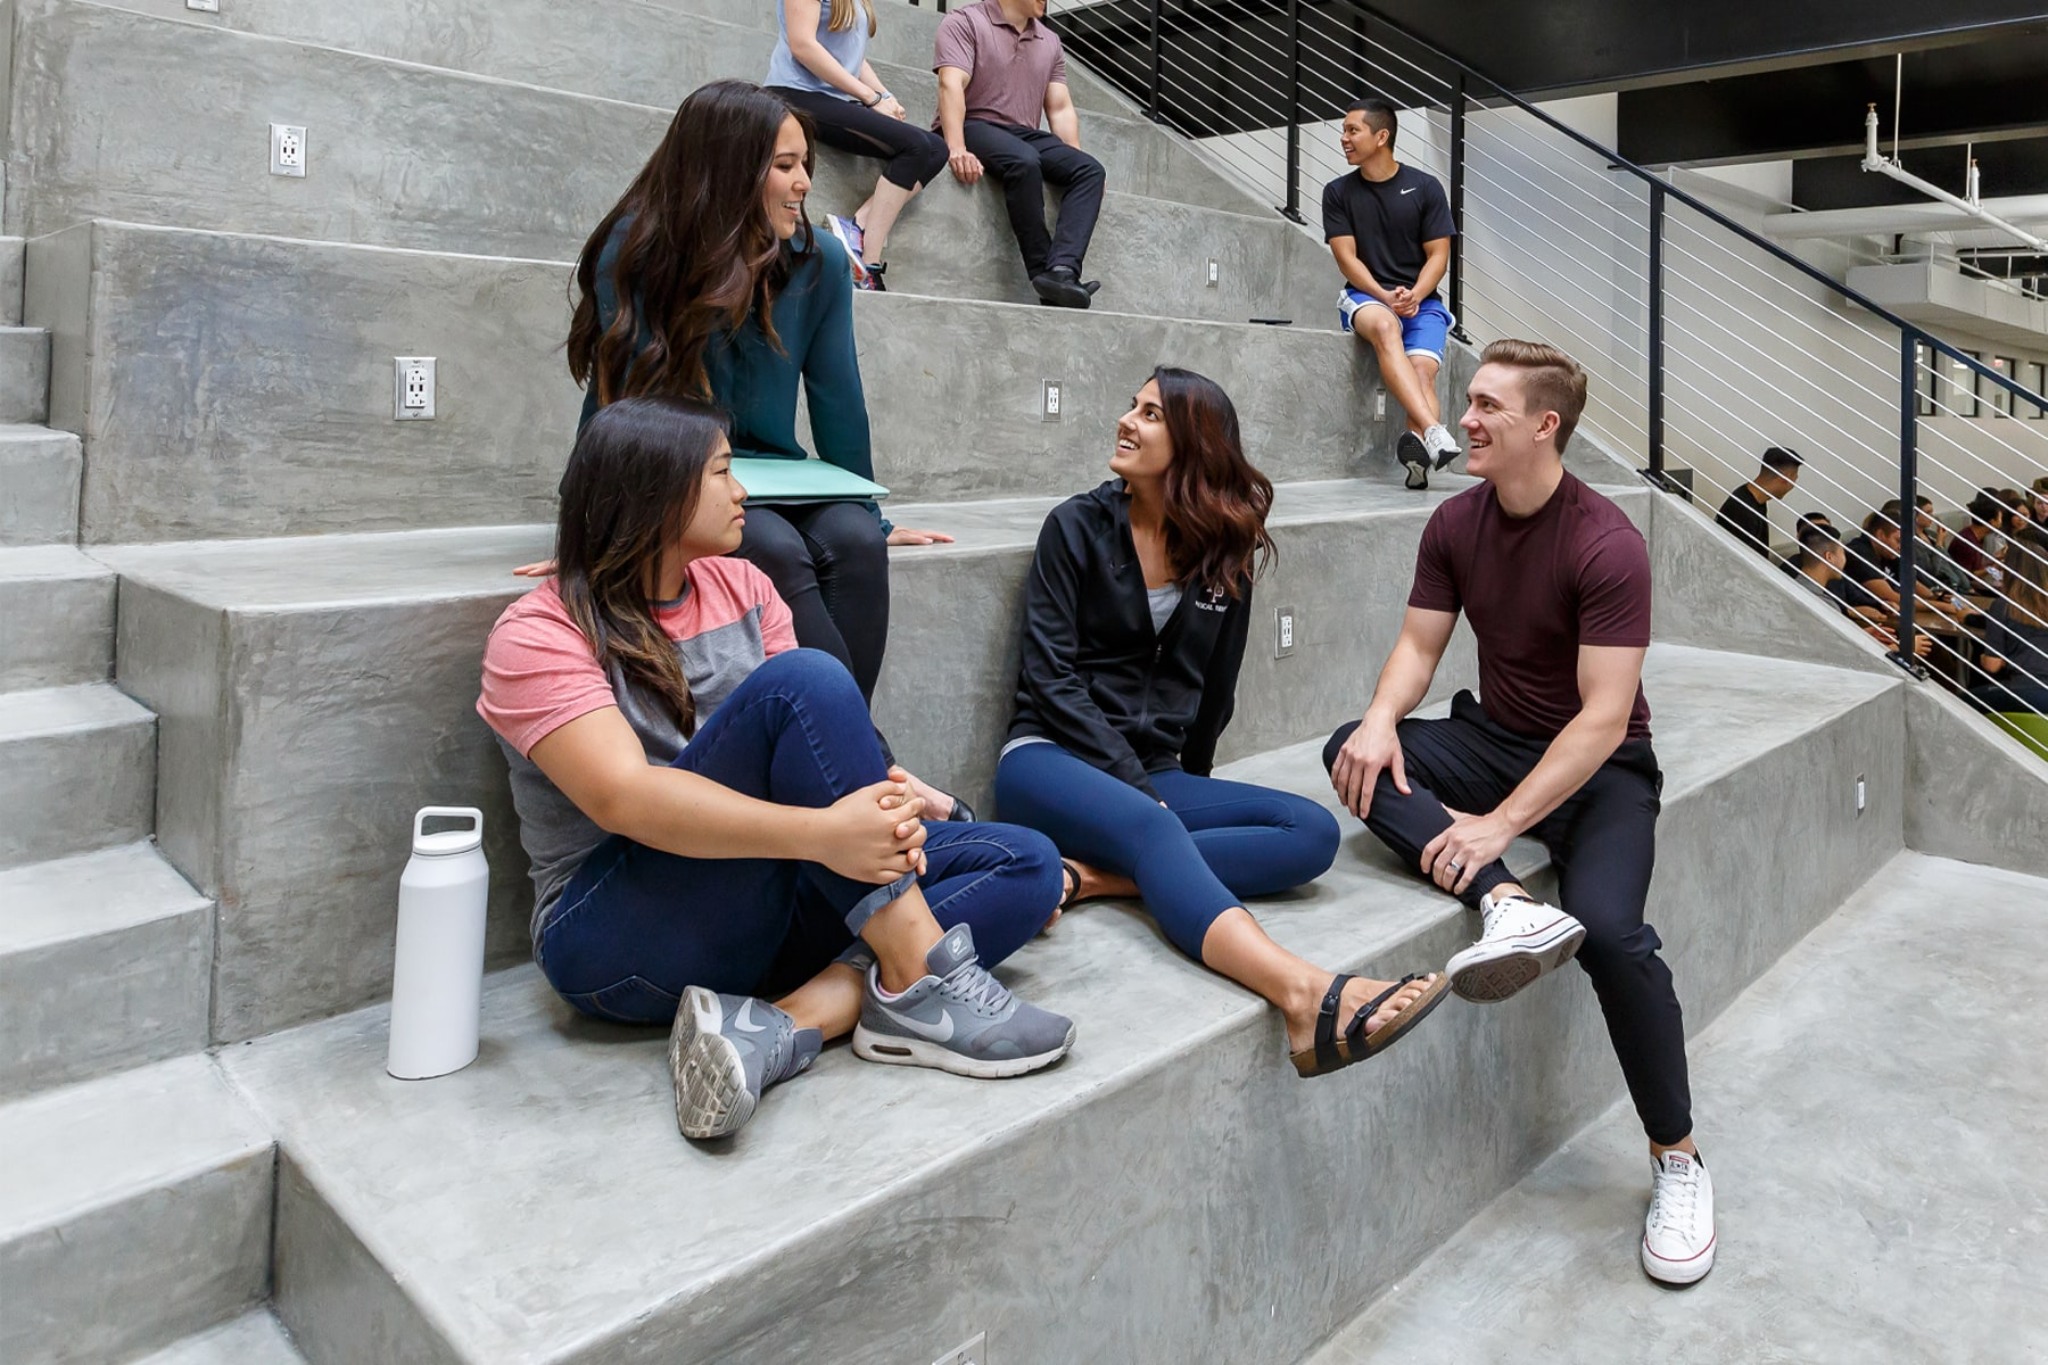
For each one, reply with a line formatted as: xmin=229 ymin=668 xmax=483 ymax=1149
xmin=394 ymin=356 xmax=437 ymax=420
xmin=1041 ymin=380 xmax=1062 ymax=422
xmin=270 ymin=123 xmax=307 ymax=177
xmin=186 ymin=0 xmax=219 ymax=10
xmin=932 ymin=1332 xmax=988 ymax=1365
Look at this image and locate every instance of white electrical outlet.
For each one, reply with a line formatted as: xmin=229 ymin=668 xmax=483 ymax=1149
xmin=270 ymin=123 xmax=307 ymax=177
xmin=1041 ymin=380 xmax=1062 ymax=422
xmin=186 ymin=0 xmax=219 ymax=10
xmin=932 ymin=1333 xmax=987 ymax=1365
xmin=1855 ymin=774 xmax=1866 ymax=814
xmin=1374 ymin=391 xmax=1388 ymax=419
xmin=1207 ymin=259 xmax=1220 ymax=285
xmin=1275 ymin=605 xmax=1297 ymax=658
xmin=394 ymin=356 xmax=437 ymax=420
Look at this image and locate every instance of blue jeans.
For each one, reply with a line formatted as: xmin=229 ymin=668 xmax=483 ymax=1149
xmin=993 ymin=741 xmax=1340 ymax=961
xmin=535 ymin=650 xmax=1063 ymax=1023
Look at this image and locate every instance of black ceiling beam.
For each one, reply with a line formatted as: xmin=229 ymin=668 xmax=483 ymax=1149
xmin=1615 ymin=30 xmax=2048 ymax=167
xmin=1791 ymin=136 xmax=2048 ymax=210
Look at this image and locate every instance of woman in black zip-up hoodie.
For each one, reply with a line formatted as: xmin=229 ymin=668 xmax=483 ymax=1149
xmin=996 ymin=368 xmax=1447 ymax=1076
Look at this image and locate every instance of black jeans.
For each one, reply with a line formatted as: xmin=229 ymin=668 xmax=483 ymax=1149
xmin=770 ymin=86 xmax=948 ymax=192
xmin=735 ymin=502 xmax=890 ymax=703
xmin=960 ymin=120 xmax=1105 ymax=277
xmin=1323 ymin=691 xmax=1692 ymax=1145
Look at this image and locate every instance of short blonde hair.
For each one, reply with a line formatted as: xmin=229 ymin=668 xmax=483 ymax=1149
xmin=1480 ymin=338 xmax=1589 ymax=453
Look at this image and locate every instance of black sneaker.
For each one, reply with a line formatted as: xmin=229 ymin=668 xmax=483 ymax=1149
xmin=1398 ymin=432 xmax=1431 ymax=490
xmin=1031 ymin=265 xmax=1093 ymax=309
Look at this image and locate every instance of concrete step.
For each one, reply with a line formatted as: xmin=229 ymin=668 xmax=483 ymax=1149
xmin=8 ymin=0 xmax=1274 ymax=263
xmin=37 ymin=220 xmax=1383 ymax=542
xmin=1 ymin=236 xmax=22 ymax=324
xmin=223 ymin=646 xmax=1902 ymax=1365
xmin=134 ymin=1310 xmax=306 ymax=1365
xmin=0 ymin=424 xmax=83 ymax=545
xmin=0 ymin=544 xmax=114 ymax=688
xmin=101 ymin=0 xmax=1138 ymax=121
xmin=0 ymin=325 xmax=51 ymax=423
xmin=1306 ymin=852 xmax=2048 ymax=1363
xmin=0 ymin=1055 xmax=275 ymax=1365
xmin=0 ymin=682 xmax=156 ymax=869
xmin=0 ymin=842 xmax=213 ymax=1100
xmin=101 ymin=477 xmax=1557 ymax=1040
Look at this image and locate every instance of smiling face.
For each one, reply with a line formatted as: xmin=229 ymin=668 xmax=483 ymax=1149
xmin=1459 ymin=362 xmax=1558 ymax=481
xmin=1339 ymin=110 xmax=1389 ymax=167
xmin=1109 ymin=379 xmax=1173 ymax=483
xmin=678 ymin=437 xmax=748 ymax=557
xmin=762 ymin=115 xmax=811 ymax=241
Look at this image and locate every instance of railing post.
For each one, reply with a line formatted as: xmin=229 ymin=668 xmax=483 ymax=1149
xmin=1448 ymin=72 xmax=1467 ymax=338
xmin=1146 ymin=0 xmax=1163 ymax=122
xmin=1895 ymin=328 xmax=1922 ymax=673
xmin=1277 ymin=0 xmax=1305 ymax=223
xmin=1644 ymin=182 xmax=1667 ymax=486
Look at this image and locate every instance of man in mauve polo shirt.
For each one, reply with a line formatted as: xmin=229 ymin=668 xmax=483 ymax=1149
xmin=933 ymin=0 xmax=1105 ymax=309
xmin=1323 ymin=339 xmax=1718 ymax=1289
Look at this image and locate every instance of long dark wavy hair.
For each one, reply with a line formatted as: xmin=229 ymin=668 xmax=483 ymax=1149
xmin=554 ymin=397 xmax=732 ymax=738
xmin=1152 ymin=366 xmax=1276 ymax=597
xmin=566 ymin=80 xmax=814 ymax=409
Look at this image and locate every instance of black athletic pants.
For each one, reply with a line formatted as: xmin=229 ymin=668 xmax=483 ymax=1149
xmin=1322 ymin=691 xmax=1692 ymax=1145
xmin=735 ymin=503 xmax=890 ymax=704
xmin=770 ymin=86 xmax=948 ymax=193
xmin=960 ymin=119 xmax=1105 ymax=278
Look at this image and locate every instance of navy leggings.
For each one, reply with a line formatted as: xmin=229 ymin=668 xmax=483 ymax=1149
xmin=1322 ymin=691 xmax=1691 ymax=1144
xmin=993 ymin=741 xmax=1341 ymax=960
xmin=534 ymin=650 xmax=1063 ymax=1024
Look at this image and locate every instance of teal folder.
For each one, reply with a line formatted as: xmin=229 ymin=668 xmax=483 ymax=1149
xmin=730 ymin=457 xmax=889 ymax=504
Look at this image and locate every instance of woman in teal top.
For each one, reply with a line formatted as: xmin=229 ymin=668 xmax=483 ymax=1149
xmin=762 ymin=0 xmax=948 ymax=289
xmin=563 ymin=80 xmax=952 ymax=736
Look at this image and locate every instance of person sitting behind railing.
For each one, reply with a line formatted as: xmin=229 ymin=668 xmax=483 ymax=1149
xmin=1792 ymin=519 xmax=1931 ymax=659
xmin=1713 ymin=447 xmax=1800 ymax=561
xmin=1949 ymin=488 xmax=2018 ymax=592
xmin=1968 ymin=536 xmax=2048 ymax=716
xmin=1842 ymin=501 xmax=1973 ymax=624
xmin=1912 ymin=495 xmax=1971 ymax=596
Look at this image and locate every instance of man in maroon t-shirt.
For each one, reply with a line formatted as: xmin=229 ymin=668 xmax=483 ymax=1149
xmin=1323 ymin=339 xmax=1716 ymax=1287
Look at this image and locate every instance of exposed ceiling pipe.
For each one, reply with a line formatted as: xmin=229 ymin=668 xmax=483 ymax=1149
xmin=1761 ymin=196 xmax=2048 ymax=242
xmin=1862 ymin=104 xmax=2048 ymax=253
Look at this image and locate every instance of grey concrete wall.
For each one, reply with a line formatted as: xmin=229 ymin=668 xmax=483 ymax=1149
xmin=0 ymin=425 xmax=82 ymax=546
xmin=43 ymin=222 xmax=1378 ymax=542
xmin=99 ymin=0 xmax=1135 ymax=119
xmin=1904 ymin=684 xmax=2048 ymax=880
xmin=0 ymin=325 xmax=48 ymax=423
xmin=0 ymin=549 xmax=111 ymax=688
xmin=0 ymin=685 xmax=155 ymax=869
xmin=6 ymin=0 xmax=1273 ymax=260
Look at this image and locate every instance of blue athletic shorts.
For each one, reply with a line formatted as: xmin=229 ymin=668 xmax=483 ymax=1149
xmin=1337 ymin=289 xmax=1454 ymax=363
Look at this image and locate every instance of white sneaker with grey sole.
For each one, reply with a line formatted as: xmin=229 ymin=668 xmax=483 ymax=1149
xmin=1642 ymin=1149 xmax=1716 ymax=1284
xmin=854 ymin=924 xmax=1075 ymax=1077
xmin=1445 ymin=889 xmax=1586 ymax=1002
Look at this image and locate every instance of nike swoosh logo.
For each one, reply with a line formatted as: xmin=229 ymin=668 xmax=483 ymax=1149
xmin=733 ymin=999 xmax=766 ymax=1033
xmin=889 ymin=1010 xmax=955 ymax=1043
xmin=1401 ymin=187 xmax=1418 ymax=194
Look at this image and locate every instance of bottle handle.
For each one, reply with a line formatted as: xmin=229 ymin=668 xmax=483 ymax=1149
xmin=414 ymin=806 xmax=484 ymax=843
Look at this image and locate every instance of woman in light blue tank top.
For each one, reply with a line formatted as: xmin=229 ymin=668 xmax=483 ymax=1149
xmin=764 ymin=0 xmax=948 ymax=290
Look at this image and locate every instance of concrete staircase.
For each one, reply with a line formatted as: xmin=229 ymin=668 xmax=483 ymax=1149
xmin=0 ymin=0 xmax=2040 ymax=1360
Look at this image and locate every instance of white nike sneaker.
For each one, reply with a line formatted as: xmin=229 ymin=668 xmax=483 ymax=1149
xmin=1444 ymin=889 xmax=1586 ymax=1003
xmin=1423 ymin=422 xmax=1462 ymax=469
xmin=1642 ymin=1149 xmax=1716 ymax=1284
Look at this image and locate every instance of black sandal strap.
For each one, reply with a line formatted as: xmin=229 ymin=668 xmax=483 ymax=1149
xmin=1344 ymin=974 xmax=1420 ymax=1048
xmin=1314 ymin=974 xmax=1355 ymax=1072
xmin=1058 ymin=860 xmax=1083 ymax=910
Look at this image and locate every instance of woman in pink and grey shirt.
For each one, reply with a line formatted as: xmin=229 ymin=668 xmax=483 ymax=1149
xmin=479 ymin=398 xmax=1073 ymax=1141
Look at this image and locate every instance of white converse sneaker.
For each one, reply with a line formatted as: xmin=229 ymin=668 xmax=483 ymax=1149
xmin=1444 ymin=889 xmax=1586 ymax=1002
xmin=1642 ymin=1149 xmax=1716 ymax=1284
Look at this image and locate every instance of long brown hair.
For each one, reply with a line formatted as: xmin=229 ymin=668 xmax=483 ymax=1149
xmin=554 ymin=397 xmax=732 ymax=738
xmin=567 ymin=80 xmax=814 ymax=410
xmin=826 ymin=0 xmax=878 ymax=34
xmin=1152 ymin=366 xmax=1276 ymax=597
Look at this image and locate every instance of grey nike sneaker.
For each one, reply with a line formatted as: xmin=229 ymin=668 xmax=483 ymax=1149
xmin=668 ymin=987 xmax=822 ymax=1140
xmin=852 ymin=924 xmax=1075 ymax=1078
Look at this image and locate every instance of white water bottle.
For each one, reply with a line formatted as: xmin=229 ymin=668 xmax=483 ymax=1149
xmin=386 ymin=807 xmax=490 ymax=1080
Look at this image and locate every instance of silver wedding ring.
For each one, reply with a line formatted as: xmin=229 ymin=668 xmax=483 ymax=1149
xmin=1447 ymin=859 xmax=1465 ymax=871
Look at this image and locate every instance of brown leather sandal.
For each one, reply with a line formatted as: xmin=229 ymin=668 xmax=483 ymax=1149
xmin=1290 ymin=972 xmax=1450 ymax=1078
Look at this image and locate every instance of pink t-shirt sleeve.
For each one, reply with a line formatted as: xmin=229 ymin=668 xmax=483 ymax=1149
xmin=477 ymin=590 xmax=617 ymax=758
xmin=1049 ymin=39 xmax=1068 ymax=87
xmin=1576 ymin=528 xmax=1653 ymax=647
xmin=933 ymin=10 xmax=976 ymax=74
xmin=1407 ymin=505 xmax=1462 ymax=613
